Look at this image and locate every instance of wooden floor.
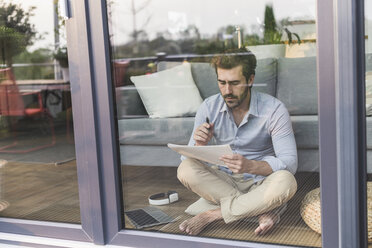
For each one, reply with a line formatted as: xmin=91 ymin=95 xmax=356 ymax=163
xmin=0 ymin=160 xmax=325 ymax=247
xmin=0 ymin=160 xmax=80 ymax=223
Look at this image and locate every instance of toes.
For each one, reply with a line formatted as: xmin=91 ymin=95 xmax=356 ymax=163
xmin=259 ymin=222 xmax=272 ymax=235
xmin=255 ymin=219 xmax=274 ymax=235
xmin=254 ymin=226 xmax=263 ymax=235
xmin=179 ymin=220 xmax=188 ymax=231
xmin=179 ymin=219 xmax=195 ymax=235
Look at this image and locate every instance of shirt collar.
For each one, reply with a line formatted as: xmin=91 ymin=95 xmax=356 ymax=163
xmin=247 ymin=89 xmax=259 ymax=117
xmin=220 ymin=97 xmax=228 ymax=113
xmin=219 ymin=89 xmax=259 ymax=117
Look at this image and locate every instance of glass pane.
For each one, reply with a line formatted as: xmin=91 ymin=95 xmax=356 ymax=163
xmin=365 ymin=0 xmax=372 ymax=246
xmin=108 ymin=0 xmax=320 ymax=246
xmin=0 ymin=0 xmax=79 ymax=223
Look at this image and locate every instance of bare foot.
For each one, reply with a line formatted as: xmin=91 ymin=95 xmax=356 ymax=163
xmin=0 ymin=200 xmax=9 ymax=211
xmin=179 ymin=208 xmax=222 ymax=235
xmin=254 ymin=213 xmax=278 ymax=235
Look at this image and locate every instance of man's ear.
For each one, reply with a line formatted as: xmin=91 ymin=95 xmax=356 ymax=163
xmin=248 ymin=74 xmax=255 ymax=88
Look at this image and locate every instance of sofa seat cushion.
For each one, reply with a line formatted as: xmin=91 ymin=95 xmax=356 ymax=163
xmin=119 ymin=145 xmax=321 ymax=171
xmin=118 ymin=117 xmax=195 ymax=145
xmin=120 ymin=145 xmax=182 ymax=166
xmin=118 ymin=116 xmax=372 ymax=150
xmin=119 ymin=115 xmax=320 ymax=149
xmin=291 ymin=116 xmax=372 ymax=149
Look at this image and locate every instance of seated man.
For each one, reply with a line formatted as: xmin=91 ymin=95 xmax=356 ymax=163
xmin=177 ymin=48 xmax=298 ymax=236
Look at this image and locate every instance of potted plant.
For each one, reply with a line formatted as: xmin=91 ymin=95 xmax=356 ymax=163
xmin=53 ymin=46 xmax=69 ymax=81
xmin=247 ymin=4 xmax=301 ymax=59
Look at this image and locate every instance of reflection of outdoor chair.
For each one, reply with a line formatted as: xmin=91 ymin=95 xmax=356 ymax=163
xmin=0 ymin=68 xmax=56 ymax=153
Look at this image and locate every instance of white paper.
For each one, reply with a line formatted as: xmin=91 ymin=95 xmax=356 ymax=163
xmin=167 ymin=143 xmax=233 ymax=166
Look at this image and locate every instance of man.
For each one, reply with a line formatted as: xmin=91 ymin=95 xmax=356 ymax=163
xmin=177 ymin=49 xmax=298 ymax=236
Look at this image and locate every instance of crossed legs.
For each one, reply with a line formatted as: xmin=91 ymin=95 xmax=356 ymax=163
xmin=177 ymin=158 xmax=297 ymax=235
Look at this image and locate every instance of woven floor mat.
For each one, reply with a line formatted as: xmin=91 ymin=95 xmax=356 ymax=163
xmin=123 ymin=168 xmax=322 ymax=247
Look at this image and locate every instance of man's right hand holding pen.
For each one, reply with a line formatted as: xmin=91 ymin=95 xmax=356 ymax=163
xmin=193 ymin=117 xmax=214 ymax=146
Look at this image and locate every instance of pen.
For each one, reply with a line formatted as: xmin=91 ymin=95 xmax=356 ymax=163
xmin=206 ymin=117 xmax=215 ymax=144
xmin=206 ymin=117 xmax=210 ymax=130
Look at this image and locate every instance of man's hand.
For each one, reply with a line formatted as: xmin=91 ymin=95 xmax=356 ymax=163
xmin=220 ymin=154 xmax=273 ymax=176
xmin=220 ymin=154 xmax=253 ymax=174
xmin=194 ymin=122 xmax=214 ymax=146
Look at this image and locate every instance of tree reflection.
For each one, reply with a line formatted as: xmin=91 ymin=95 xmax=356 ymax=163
xmin=0 ymin=1 xmax=37 ymax=66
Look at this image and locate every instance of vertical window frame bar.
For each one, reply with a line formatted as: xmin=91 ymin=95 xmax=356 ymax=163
xmin=317 ymin=0 xmax=339 ymax=247
xmin=334 ymin=0 xmax=368 ymax=246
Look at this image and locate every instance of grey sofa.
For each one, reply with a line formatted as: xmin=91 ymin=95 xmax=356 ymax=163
xmin=116 ymin=54 xmax=372 ymax=172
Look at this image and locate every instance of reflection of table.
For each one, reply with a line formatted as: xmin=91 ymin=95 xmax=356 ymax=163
xmin=17 ymin=79 xmax=70 ymax=92
xmin=16 ymin=80 xmax=71 ymax=112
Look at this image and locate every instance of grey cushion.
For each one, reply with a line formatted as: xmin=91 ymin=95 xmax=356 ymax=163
xmin=277 ymin=57 xmax=318 ymax=115
xmin=253 ymin=58 xmax=277 ymax=96
xmin=158 ymin=61 xmax=219 ymax=99
xmin=118 ymin=117 xmax=194 ymax=145
xmin=159 ymin=58 xmax=278 ymax=99
xmin=190 ymin=63 xmax=220 ymax=99
xmin=116 ymin=86 xmax=147 ymax=118
xmin=291 ymin=116 xmax=318 ymax=149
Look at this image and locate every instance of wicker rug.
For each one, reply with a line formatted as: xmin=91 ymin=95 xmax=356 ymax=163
xmin=123 ymin=166 xmax=322 ymax=247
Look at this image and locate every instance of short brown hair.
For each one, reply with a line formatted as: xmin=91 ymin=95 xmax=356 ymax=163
xmin=211 ymin=48 xmax=257 ymax=81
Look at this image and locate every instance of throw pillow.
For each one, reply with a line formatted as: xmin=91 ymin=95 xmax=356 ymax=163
xmin=130 ymin=63 xmax=203 ymax=118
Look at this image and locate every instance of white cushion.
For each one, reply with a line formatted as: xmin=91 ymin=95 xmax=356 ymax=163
xmin=130 ymin=63 xmax=203 ymax=118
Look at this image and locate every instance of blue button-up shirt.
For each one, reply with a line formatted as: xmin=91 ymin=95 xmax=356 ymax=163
xmin=185 ymin=90 xmax=297 ymax=181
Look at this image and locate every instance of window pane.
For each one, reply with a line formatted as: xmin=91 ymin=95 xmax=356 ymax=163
xmin=0 ymin=0 xmax=79 ymax=224
xmin=108 ymin=0 xmax=321 ymax=246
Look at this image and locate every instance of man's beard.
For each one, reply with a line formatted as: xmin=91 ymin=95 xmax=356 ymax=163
xmin=223 ymin=87 xmax=250 ymax=109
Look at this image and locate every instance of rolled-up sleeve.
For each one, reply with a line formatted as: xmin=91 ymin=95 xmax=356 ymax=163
xmin=262 ymin=104 xmax=297 ymax=174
